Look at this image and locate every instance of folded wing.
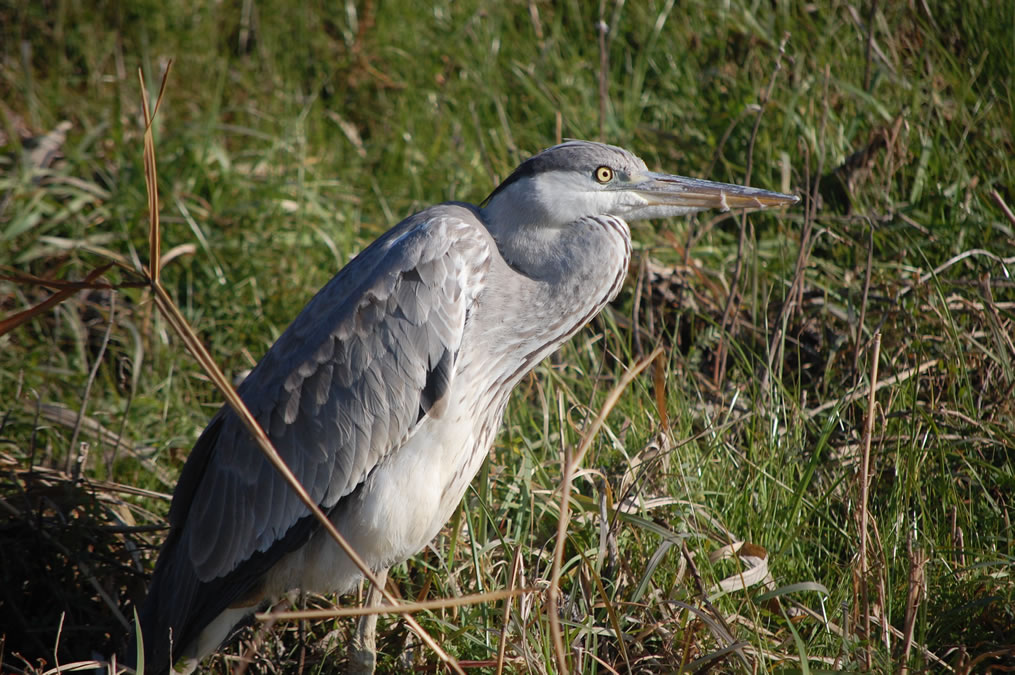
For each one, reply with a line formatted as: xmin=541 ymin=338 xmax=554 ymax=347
xmin=137 ymin=205 xmax=491 ymax=670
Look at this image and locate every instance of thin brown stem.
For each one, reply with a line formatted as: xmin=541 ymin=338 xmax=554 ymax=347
xmin=854 ymin=219 xmax=875 ymax=373
xmin=548 ymin=348 xmax=661 ymax=674
xmin=715 ymin=33 xmax=789 ymax=388
xmin=858 ymin=332 xmax=881 ymax=671
xmin=260 ymin=587 xmax=529 ymax=621
xmin=68 ymin=295 xmax=116 ymax=476
xmin=495 ymin=546 xmax=524 ymax=675
xmin=991 ymin=188 xmax=1015 ymax=228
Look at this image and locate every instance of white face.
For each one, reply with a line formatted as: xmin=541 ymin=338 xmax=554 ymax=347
xmin=483 ymin=168 xmax=707 ymax=232
xmin=529 ymin=169 xmax=638 ymax=225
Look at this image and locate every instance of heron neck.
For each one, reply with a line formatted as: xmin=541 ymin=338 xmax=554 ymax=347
xmin=485 ymin=216 xmax=632 ymax=344
xmin=485 ymin=216 xmax=629 ymax=286
xmin=461 ymin=214 xmax=630 ymax=424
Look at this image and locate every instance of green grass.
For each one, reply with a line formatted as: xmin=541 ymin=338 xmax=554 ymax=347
xmin=2 ymin=0 xmax=1014 ymax=672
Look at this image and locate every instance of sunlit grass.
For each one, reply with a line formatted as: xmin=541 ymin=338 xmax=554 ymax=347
xmin=2 ymin=0 xmax=1013 ymax=672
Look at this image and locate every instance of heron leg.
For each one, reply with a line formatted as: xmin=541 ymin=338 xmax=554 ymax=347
xmin=348 ymin=568 xmax=388 ymax=674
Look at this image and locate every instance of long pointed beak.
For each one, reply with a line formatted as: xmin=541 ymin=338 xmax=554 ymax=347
xmin=630 ymin=172 xmax=799 ymax=212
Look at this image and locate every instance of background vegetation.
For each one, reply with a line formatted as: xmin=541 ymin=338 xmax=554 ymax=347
xmin=2 ymin=0 xmax=1013 ymax=672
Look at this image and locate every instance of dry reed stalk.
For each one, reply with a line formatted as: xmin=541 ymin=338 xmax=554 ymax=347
xmin=857 ymin=332 xmax=881 ymax=670
xmin=715 ymin=33 xmax=790 ymax=389
xmin=548 ymin=347 xmax=662 ymax=673
xmin=135 ymin=63 xmax=463 ymax=674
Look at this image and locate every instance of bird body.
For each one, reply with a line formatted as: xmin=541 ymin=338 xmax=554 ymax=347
xmin=133 ymin=141 xmax=796 ymax=673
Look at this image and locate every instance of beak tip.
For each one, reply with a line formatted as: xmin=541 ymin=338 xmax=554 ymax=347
xmin=765 ymin=192 xmax=800 ymax=208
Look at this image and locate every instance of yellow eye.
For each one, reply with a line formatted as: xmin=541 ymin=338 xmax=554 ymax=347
xmin=594 ymin=166 xmax=614 ymax=183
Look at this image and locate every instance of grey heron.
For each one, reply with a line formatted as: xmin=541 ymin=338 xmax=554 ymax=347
xmin=132 ymin=140 xmax=798 ymax=673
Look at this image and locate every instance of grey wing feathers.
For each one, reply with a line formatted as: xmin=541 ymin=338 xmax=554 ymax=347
xmin=138 ymin=205 xmax=490 ymax=667
xmin=182 ymin=206 xmax=490 ymax=579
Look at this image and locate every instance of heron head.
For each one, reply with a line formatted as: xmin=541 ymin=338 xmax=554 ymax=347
xmin=481 ymin=140 xmax=798 ymax=232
